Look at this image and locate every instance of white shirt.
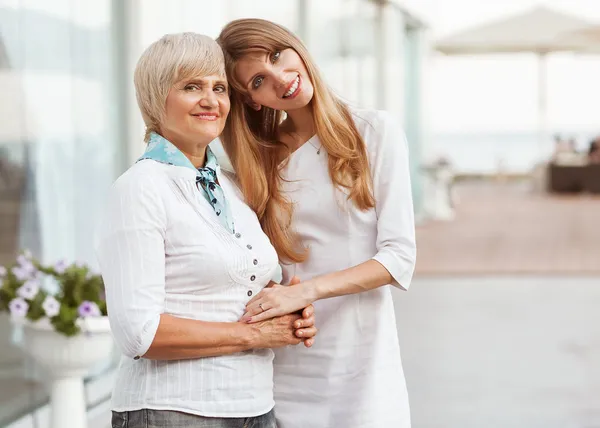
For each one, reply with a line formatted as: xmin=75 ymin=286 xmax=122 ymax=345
xmin=273 ymin=109 xmax=417 ymax=428
xmin=94 ymin=159 xmax=279 ymax=418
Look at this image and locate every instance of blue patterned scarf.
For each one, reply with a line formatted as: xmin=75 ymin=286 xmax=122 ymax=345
xmin=138 ymin=132 xmax=235 ymax=233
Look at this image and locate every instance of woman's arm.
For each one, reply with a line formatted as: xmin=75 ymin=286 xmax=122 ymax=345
xmin=242 ymin=111 xmax=416 ymax=323
xmin=144 ymin=311 xmax=313 ymax=360
xmin=95 ymin=172 xmax=316 ymax=360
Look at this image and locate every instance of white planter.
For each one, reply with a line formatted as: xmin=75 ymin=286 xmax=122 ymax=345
xmin=17 ymin=316 xmax=113 ymax=428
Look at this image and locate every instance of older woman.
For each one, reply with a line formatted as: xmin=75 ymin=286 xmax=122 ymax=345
xmin=95 ymin=33 xmax=316 ymax=428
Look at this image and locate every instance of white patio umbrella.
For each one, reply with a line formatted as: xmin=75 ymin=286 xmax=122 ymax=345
xmin=559 ymin=25 xmax=600 ymax=52
xmin=435 ymin=6 xmax=597 ymax=156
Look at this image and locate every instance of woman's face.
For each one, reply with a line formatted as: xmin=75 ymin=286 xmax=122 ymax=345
xmin=161 ymin=74 xmax=230 ymax=147
xmin=235 ymin=48 xmax=314 ymax=112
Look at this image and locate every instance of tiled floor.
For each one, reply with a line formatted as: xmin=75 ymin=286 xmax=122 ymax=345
xmin=0 ymin=376 xmax=47 ymax=426
xmin=393 ymin=276 xmax=600 ymax=428
xmin=415 ymin=182 xmax=600 ymax=275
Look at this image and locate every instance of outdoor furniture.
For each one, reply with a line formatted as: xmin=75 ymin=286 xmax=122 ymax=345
xmin=548 ymin=163 xmax=600 ymax=193
xmin=583 ymin=164 xmax=600 ymax=194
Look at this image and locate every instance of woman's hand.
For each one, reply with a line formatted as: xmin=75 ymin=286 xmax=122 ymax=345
xmin=249 ymin=313 xmax=312 ymax=349
xmin=295 ymin=304 xmax=316 ymax=348
xmin=242 ymin=276 xmax=316 ymax=325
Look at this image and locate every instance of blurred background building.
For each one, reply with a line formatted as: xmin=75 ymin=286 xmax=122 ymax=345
xmin=1 ymin=0 xmax=600 ymax=427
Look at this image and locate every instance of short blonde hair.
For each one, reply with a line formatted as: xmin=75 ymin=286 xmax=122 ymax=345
xmin=134 ymin=32 xmax=226 ymax=141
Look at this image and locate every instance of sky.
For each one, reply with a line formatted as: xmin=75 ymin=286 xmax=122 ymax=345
xmin=399 ymin=0 xmax=600 ymax=134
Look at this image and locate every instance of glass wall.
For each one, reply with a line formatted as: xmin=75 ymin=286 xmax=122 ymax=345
xmin=0 ymin=0 xmax=122 ymax=424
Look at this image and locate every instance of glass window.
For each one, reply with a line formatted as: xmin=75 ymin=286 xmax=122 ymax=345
xmin=0 ymin=1 xmax=121 ymax=424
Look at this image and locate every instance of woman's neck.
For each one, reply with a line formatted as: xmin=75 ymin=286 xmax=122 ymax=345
xmin=280 ymin=105 xmax=315 ymax=151
xmin=161 ymin=130 xmax=208 ymax=168
xmin=183 ymin=148 xmax=207 ymax=169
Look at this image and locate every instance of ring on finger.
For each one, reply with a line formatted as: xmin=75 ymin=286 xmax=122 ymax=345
xmin=259 ymin=303 xmax=265 ymax=312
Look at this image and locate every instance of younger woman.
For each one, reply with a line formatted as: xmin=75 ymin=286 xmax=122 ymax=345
xmin=217 ymin=19 xmax=417 ymax=428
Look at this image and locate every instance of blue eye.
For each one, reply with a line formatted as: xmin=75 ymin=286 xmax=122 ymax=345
xmin=252 ymin=76 xmax=264 ymax=89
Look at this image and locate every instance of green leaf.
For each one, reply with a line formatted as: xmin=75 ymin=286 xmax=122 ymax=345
xmin=51 ymin=304 xmax=81 ymax=336
xmin=26 ymin=290 xmax=48 ymax=322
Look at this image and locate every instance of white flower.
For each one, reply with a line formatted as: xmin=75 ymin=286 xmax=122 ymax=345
xmin=12 ymin=266 xmax=31 ymax=281
xmin=9 ymin=298 xmax=29 ymax=318
xmin=17 ymin=279 xmax=40 ymax=300
xmin=42 ymin=296 xmax=61 ymax=318
xmin=0 ymin=266 xmax=6 ymax=278
xmin=17 ymin=254 xmax=34 ymax=270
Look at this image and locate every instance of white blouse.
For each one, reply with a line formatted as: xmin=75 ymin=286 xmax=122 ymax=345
xmin=94 ymin=159 xmax=279 ymax=418
xmin=273 ymin=109 xmax=417 ymax=428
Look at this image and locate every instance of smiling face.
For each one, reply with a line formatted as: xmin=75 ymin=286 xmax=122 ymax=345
xmin=234 ymin=48 xmax=314 ymax=111
xmin=160 ymin=74 xmax=230 ymax=150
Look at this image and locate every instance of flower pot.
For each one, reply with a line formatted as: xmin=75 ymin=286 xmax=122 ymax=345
xmin=18 ymin=316 xmax=113 ymax=428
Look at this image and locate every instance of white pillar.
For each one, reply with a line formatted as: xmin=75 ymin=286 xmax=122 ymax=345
xmin=537 ymin=52 xmax=548 ymax=161
xmin=296 ymin=0 xmax=310 ymax=45
xmin=121 ymin=0 xmax=145 ymax=165
xmin=374 ymin=1 xmax=404 ymax=115
xmin=49 ymin=373 xmax=88 ymax=428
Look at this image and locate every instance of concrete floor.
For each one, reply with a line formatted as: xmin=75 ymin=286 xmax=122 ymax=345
xmin=393 ymin=276 xmax=600 ymax=428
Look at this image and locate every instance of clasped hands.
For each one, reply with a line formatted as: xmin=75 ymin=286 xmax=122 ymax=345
xmin=243 ymin=276 xmax=317 ymax=348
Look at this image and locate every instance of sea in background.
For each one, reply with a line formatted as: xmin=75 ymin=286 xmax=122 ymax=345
xmin=431 ymin=130 xmax=599 ymax=174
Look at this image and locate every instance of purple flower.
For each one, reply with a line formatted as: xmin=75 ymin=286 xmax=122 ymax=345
xmin=53 ymin=260 xmax=68 ymax=274
xmin=42 ymin=296 xmax=61 ymax=318
xmin=77 ymin=301 xmax=101 ymax=318
xmin=12 ymin=266 xmax=32 ymax=281
xmin=9 ymin=298 xmax=29 ymax=318
xmin=17 ymin=279 xmax=40 ymax=300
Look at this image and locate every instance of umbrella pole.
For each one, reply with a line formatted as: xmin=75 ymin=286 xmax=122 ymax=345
xmin=537 ymin=52 xmax=548 ymax=161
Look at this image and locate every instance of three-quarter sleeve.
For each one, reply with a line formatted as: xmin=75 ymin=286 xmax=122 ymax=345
xmin=95 ymin=172 xmax=167 ymax=358
xmin=370 ymin=111 xmax=417 ymax=290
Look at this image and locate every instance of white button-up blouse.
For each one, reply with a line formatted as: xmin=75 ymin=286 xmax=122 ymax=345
xmin=94 ymin=159 xmax=279 ymax=418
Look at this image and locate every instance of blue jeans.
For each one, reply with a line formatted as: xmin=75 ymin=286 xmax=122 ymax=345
xmin=111 ymin=408 xmax=276 ymax=428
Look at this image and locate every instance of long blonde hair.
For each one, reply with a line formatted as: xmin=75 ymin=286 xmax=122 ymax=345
xmin=217 ymin=19 xmax=374 ymax=263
